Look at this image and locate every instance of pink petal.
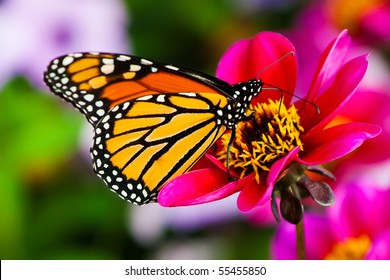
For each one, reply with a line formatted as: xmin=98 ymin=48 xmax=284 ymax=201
xmin=327 ymin=182 xmax=390 ymax=241
xmin=296 ymin=30 xmax=351 ymax=112
xmin=237 ymin=147 xmax=300 ymax=212
xmin=300 ymin=54 xmax=368 ymax=133
xmin=338 ymin=89 xmax=390 ymax=163
xmin=361 ymin=5 xmax=390 ymax=42
xmin=216 ymin=32 xmax=298 ymax=105
xmin=300 ymin=122 xmax=381 ymax=164
xmin=365 ymin=229 xmax=390 ymax=260
xmin=158 ymin=168 xmax=245 ymax=207
xmin=236 ymin=173 xmax=267 ymax=212
xmin=266 ymin=146 xmax=300 ymax=194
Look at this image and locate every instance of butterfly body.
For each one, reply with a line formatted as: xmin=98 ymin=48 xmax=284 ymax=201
xmin=44 ymin=52 xmax=263 ymax=204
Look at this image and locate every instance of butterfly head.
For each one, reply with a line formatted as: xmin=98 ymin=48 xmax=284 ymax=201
xmin=228 ymin=78 xmax=263 ymax=121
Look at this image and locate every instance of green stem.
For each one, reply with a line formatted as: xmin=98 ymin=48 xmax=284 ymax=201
xmin=296 ymin=218 xmax=306 ymax=260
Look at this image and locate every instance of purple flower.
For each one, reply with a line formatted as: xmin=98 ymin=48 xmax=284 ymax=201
xmin=0 ymin=0 xmax=130 ymax=88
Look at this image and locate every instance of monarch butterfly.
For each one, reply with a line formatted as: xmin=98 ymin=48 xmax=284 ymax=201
xmin=44 ymin=52 xmax=263 ymax=204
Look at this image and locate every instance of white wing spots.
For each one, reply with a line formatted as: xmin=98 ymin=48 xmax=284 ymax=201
xmin=102 ymin=58 xmax=114 ymax=65
xmin=117 ymin=55 xmax=131 ymax=61
xmin=151 ymin=67 xmax=158 ymax=73
xmin=90 ymin=100 xmax=157 ymax=204
xmin=62 ymin=56 xmax=74 ymax=66
xmin=142 ymin=189 xmax=148 ymax=198
xmin=157 ymin=95 xmax=165 ymax=103
xmin=72 ymin=53 xmax=83 ymax=58
xmin=165 ymin=65 xmax=179 ymax=71
xmin=217 ymin=110 xmax=223 ymax=116
xmin=137 ymin=95 xmax=152 ymax=101
xmin=84 ymin=94 xmax=94 ymax=102
xmin=140 ymin=58 xmax=153 ymax=65
xmin=44 ymin=53 xmax=116 ymax=126
xmin=57 ymin=67 xmax=65 ymax=74
xmin=101 ymin=115 xmax=110 ymax=123
xmin=96 ymin=109 xmax=105 ymax=117
xmin=101 ymin=64 xmax=115 ymax=74
xmin=122 ymin=102 xmax=130 ymax=110
xmin=129 ymin=64 xmax=142 ymax=72
xmin=100 ymin=58 xmax=115 ymax=75
xmin=179 ymin=92 xmax=197 ymax=97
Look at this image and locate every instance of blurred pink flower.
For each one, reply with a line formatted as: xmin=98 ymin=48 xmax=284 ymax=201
xmin=325 ymin=0 xmax=390 ymax=46
xmin=285 ymin=3 xmax=390 ymax=170
xmin=158 ymin=31 xmax=381 ymax=222
xmin=0 ymin=0 xmax=130 ymax=88
xmin=272 ymin=179 xmax=390 ymax=259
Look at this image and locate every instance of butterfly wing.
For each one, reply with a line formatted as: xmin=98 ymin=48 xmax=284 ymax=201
xmin=92 ymin=92 xmax=228 ymax=203
xmin=44 ymin=52 xmax=231 ymax=126
xmin=44 ymin=52 xmax=232 ymax=204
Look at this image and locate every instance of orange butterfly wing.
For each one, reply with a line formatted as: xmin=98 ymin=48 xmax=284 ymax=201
xmin=44 ymin=53 xmax=232 ymax=204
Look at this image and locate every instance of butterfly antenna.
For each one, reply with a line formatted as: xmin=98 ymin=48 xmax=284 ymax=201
xmin=256 ymin=51 xmax=295 ymax=79
xmin=263 ymin=82 xmax=320 ymax=114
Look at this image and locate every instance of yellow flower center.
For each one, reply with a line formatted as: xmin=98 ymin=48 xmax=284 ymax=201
xmin=324 ymin=235 xmax=372 ymax=260
xmin=217 ymin=99 xmax=304 ymax=183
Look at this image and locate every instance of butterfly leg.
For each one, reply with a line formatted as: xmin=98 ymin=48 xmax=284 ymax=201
xmin=226 ymin=128 xmax=236 ymax=180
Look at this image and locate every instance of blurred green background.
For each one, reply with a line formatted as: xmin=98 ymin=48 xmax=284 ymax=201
xmin=1 ymin=0 xmax=389 ymax=259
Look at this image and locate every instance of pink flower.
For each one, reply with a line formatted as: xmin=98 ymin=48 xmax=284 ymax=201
xmin=325 ymin=0 xmax=390 ymax=46
xmin=284 ymin=3 xmax=390 ymax=173
xmin=272 ymin=180 xmax=390 ymax=259
xmin=158 ymin=30 xmax=381 ymax=222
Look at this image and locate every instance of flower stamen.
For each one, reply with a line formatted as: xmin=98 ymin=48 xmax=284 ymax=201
xmin=217 ymin=99 xmax=304 ymax=183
